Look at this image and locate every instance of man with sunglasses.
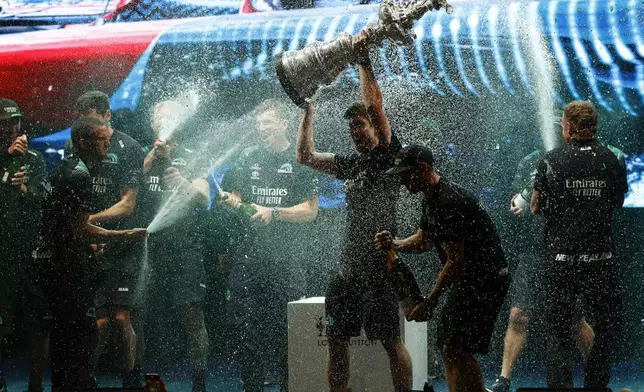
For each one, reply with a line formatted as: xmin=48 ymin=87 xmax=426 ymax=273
xmin=0 ymin=98 xmax=49 ymax=392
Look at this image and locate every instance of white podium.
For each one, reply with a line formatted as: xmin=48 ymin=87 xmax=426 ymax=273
xmin=288 ymin=297 xmax=428 ymax=392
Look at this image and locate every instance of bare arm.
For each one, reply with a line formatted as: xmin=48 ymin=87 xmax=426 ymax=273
xmin=425 ymin=239 xmax=465 ymax=304
xmin=296 ymin=103 xmax=339 ymax=177
xmin=530 ymin=189 xmax=542 ymax=215
xmin=89 ymin=188 xmax=138 ymax=225
xmin=355 ymin=33 xmax=391 ymax=148
xmin=73 ymin=213 xmax=145 ymax=243
xmin=392 ymin=228 xmax=434 ymax=254
xmin=271 ymin=196 xmax=319 ymax=223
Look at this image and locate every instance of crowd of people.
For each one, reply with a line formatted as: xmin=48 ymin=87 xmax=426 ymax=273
xmin=0 ymin=32 xmax=630 ymax=392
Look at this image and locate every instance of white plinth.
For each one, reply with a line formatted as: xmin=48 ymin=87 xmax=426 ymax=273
xmin=288 ymin=296 xmax=428 ymax=392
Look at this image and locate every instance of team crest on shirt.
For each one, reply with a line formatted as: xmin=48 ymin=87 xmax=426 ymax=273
xmin=103 ymin=153 xmax=119 ymax=164
xmin=171 ymin=158 xmax=187 ymax=167
xmin=277 ymin=163 xmax=293 ymax=174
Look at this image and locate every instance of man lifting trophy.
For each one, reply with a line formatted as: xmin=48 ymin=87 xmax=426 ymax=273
xmin=275 ymin=0 xmax=453 ymax=108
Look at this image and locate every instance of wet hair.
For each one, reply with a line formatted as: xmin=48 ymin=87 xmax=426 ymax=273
xmin=563 ymin=100 xmax=598 ymax=138
xmin=71 ymin=116 xmax=106 ymax=152
xmin=343 ymin=102 xmax=372 ymax=123
xmin=76 ymin=90 xmax=110 ymax=116
xmin=255 ymin=98 xmax=288 ymax=120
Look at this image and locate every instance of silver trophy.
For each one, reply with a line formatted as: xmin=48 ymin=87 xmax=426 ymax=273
xmin=275 ymin=0 xmax=453 ymax=108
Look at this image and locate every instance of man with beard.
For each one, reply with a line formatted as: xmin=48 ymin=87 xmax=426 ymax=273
xmin=376 ymin=145 xmax=509 ymax=392
xmin=64 ymin=91 xmax=145 ymax=386
xmin=295 ymin=30 xmax=412 ymax=392
xmin=36 ymin=116 xmax=146 ymax=391
xmin=218 ymin=99 xmax=319 ymax=392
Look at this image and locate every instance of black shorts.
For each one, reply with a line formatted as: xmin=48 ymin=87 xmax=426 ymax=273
xmin=24 ymin=273 xmax=53 ymax=331
xmin=95 ymin=269 xmax=141 ymax=308
xmin=325 ymin=272 xmax=400 ymax=341
xmin=150 ymin=267 xmax=207 ymax=306
xmin=510 ymin=253 xmax=543 ymax=311
xmin=437 ymin=275 xmax=510 ymax=354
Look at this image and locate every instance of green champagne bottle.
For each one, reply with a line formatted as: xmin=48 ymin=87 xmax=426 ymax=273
xmin=238 ymin=202 xmax=257 ymax=219
xmin=386 ymin=249 xmax=424 ymax=321
xmin=2 ymin=155 xmax=26 ymax=184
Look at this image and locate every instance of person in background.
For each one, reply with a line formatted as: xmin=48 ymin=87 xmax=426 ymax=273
xmin=0 ymin=98 xmax=48 ymax=392
xmin=296 ymin=30 xmax=412 ymax=392
xmin=218 ymin=98 xmax=319 ymax=392
xmin=377 ymin=145 xmax=509 ymax=392
xmin=531 ymin=100 xmax=627 ymax=388
xmin=36 ymin=116 xmax=146 ymax=391
xmin=65 ymin=90 xmax=146 ymax=386
xmin=487 ymin=137 xmax=595 ymax=392
xmin=139 ymin=100 xmax=210 ymax=392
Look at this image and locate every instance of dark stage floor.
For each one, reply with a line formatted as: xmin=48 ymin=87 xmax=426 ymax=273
xmin=1 ymin=360 xmax=643 ymax=392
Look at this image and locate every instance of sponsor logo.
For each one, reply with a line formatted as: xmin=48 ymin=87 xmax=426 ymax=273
xmin=315 ymin=315 xmax=379 ymax=347
xmin=118 ymin=287 xmax=129 ymax=292
xmin=251 ymin=164 xmax=262 ymax=171
xmin=32 ymin=249 xmax=53 ymax=259
xmin=4 ymin=107 xmax=17 ymax=114
xmin=252 ymin=185 xmax=287 ymax=205
xmin=199 ymin=283 xmax=207 ymax=289
xmin=277 ymin=163 xmax=293 ymax=174
xmin=251 ymin=171 xmax=260 ymax=180
xmin=119 ymin=140 xmax=125 ymax=149
xmin=565 ymin=179 xmax=606 ymax=197
xmin=92 ymin=176 xmax=113 ymax=194
xmin=344 ymin=170 xmax=367 ymax=192
xmin=554 ymin=252 xmax=613 ymax=262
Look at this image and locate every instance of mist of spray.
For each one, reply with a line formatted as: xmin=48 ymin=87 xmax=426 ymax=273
xmin=522 ymin=1 xmax=559 ymax=151
xmin=157 ymin=89 xmax=201 ymax=142
xmin=146 ymin=111 xmax=257 ymax=234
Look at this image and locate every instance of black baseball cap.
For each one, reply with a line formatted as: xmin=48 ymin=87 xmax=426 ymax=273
xmin=387 ymin=144 xmax=434 ymax=175
xmin=0 ymin=99 xmax=22 ymax=121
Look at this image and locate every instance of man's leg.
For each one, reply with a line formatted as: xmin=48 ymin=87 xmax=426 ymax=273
xmin=327 ymin=336 xmax=350 ymax=392
xmin=575 ymin=317 xmax=595 ymax=362
xmin=500 ymin=307 xmax=530 ymax=379
xmin=179 ymin=304 xmax=209 ymax=392
xmin=582 ymin=263 xmax=624 ymax=389
xmin=114 ymin=308 xmax=137 ymax=380
xmin=381 ymin=337 xmax=412 ymax=392
xmin=441 ymin=344 xmax=485 ymax=392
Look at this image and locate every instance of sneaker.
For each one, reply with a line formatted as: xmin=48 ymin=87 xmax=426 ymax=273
xmin=0 ymin=371 xmax=7 ymax=392
xmin=486 ymin=376 xmax=510 ymax=392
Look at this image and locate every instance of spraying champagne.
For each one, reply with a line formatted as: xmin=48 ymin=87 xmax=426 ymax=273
xmin=212 ymin=177 xmax=257 ymax=219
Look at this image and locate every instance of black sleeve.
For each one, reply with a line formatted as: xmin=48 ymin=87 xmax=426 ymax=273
xmin=68 ymin=168 xmax=94 ymax=214
xmin=334 ymin=153 xmax=359 ymax=181
xmin=533 ymin=157 xmax=548 ymax=193
xmin=419 ymin=200 xmax=429 ymax=231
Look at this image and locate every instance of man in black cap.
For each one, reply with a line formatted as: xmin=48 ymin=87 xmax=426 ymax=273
xmin=64 ymin=90 xmax=145 ymax=386
xmin=35 ymin=116 xmax=147 ymax=391
xmin=375 ymin=144 xmax=510 ymax=392
xmin=296 ymin=32 xmax=412 ymax=392
xmin=531 ymin=100 xmax=627 ymax=389
xmin=0 ymin=98 xmax=49 ymax=392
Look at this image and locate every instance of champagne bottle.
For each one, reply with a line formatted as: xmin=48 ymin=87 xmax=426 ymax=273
xmin=386 ymin=249 xmax=424 ymax=321
xmin=2 ymin=155 xmax=26 ymax=184
xmin=238 ymin=202 xmax=257 ymax=218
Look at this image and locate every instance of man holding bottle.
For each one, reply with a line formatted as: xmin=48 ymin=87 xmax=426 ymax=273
xmin=376 ymin=144 xmax=510 ymax=392
xmin=218 ymin=98 xmax=319 ymax=392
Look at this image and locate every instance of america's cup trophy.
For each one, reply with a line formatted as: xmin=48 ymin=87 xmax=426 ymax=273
xmin=275 ymin=0 xmax=453 ymax=108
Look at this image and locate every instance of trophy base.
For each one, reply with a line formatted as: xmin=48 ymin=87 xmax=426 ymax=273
xmin=275 ymin=52 xmax=309 ymax=109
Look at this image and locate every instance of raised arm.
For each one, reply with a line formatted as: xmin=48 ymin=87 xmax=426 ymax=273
xmin=296 ymin=102 xmax=339 ymax=177
xmin=354 ymin=31 xmax=391 ymax=148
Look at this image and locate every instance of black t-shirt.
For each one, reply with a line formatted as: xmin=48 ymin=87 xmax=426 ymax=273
xmin=65 ymin=130 xmax=144 ymax=230
xmin=0 ymin=149 xmax=49 ymax=256
xmin=139 ymin=144 xmax=211 ymax=267
xmin=334 ymin=134 xmax=402 ymax=267
xmin=222 ymin=144 xmax=318 ymax=261
xmin=39 ymin=157 xmax=95 ymax=259
xmin=420 ymin=179 xmax=507 ymax=283
xmin=533 ymin=139 xmax=628 ymax=256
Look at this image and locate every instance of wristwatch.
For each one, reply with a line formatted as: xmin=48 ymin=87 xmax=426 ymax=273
xmin=272 ymin=207 xmax=280 ymax=220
